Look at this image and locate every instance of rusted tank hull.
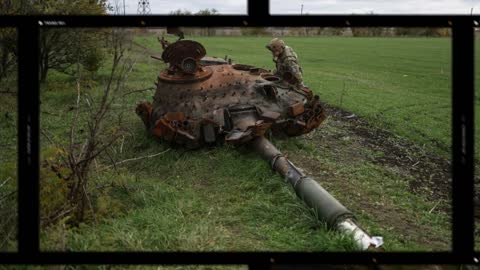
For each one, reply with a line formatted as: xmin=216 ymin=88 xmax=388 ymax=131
xmin=137 ymin=63 xmax=326 ymax=148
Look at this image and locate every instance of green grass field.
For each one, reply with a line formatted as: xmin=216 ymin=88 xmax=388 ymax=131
xmin=38 ymin=34 xmax=461 ymax=252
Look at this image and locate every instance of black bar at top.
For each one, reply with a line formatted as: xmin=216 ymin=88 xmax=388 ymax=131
xmin=18 ymin=21 xmax=40 ymax=255
xmin=248 ymin=0 xmax=268 ymax=18
xmin=0 ymin=15 xmax=468 ymax=27
xmin=451 ymin=18 xmax=474 ymax=254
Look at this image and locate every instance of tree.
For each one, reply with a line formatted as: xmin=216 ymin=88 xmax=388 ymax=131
xmin=39 ymin=28 xmax=107 ymax=82
xmin=0 ymin=1 xmax=21 ymax=82
xmin=0 ymin=28 xmax=16 ymax=82
xmin=1 ymin=0 xmax=109 ymax=82
xmin=195 ymin=9 xmax=218 ymax=36
xmin=196 ymin=8 xmax=218 ymax=15
xmin=28 ymin=0 xmax=107 ymax=15
xmin=0 ymin=0 xmax=26 ymax=15
xmin=169 ymin=8 xmax=192 ymax=15
xmin=169 ymin=8 xmax=219 ymax=36
xmin=349 ymin=11 xmax=386 ymax=37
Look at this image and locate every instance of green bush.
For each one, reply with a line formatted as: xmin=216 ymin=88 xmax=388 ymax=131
xmin=39 ymin=146 xmax=131 ymax=227
xmin=81 ymin=47 xmax=104 ymax=74
xmin=40 ymin=147 xmax=71 ymax=224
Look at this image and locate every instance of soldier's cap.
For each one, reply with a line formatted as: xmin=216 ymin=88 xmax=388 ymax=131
xmin=266 ymin=38 xmax=285 ymax=52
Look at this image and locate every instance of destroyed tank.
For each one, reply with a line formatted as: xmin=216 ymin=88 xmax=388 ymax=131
xmin=136 ymin=39 xmax=325 ymax=148
xmin=136 ymin=39 xmax=383 ymax=250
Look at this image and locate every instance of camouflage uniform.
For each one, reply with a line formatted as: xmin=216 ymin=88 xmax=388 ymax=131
xmin=274 ymin=46 xmax=304 ymax=86
xmin=266 ymin=38 xmax=304 ymax=87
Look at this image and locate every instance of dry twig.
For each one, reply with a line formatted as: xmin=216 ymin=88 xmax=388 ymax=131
xmin=104 ymin=148 xmax=171 ymax=169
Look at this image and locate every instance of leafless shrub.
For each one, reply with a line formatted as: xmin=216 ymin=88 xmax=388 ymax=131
xmin=40 ymin=28 xmax=134 ymax=225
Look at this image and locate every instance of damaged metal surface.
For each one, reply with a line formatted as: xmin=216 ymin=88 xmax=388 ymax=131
xmin=137 ymin=39 xmax=326 ymax=148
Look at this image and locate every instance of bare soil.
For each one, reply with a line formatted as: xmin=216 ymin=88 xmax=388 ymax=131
xmin=327 ymin=105 xmax=452 ymax=207
xmin=285 ymin=105 xmax=452 ymax=250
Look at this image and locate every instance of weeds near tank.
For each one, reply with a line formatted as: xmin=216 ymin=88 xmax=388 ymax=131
xmin=0 ymin=106 xmax=16 ymax=250
xmin=40 ymin=28 xmax=135 ymax=226
xmin=0 ymin=176 xmax=16 ymax=250
xmin=0 ymin=32 xmax=17 ymax=251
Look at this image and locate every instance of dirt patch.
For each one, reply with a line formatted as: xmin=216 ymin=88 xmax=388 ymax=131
xmin=325 ymin=105 xmax=452 ymax=211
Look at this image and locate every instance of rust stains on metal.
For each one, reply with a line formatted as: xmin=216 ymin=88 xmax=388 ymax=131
xmin=136 ymin=39 xmax=327 ymax=148
xmin=289 ymin=102 xmax=305 ymax=116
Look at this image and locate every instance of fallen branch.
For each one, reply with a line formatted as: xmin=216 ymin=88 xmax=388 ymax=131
xmin=104 ymin=148 xmax=171 ymax=169
xmin=428 ymin=201 xmax=441 ymax=214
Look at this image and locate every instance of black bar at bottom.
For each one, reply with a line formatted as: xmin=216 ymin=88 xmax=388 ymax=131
xmin=0 ymin=252 xmax=474 ymax=264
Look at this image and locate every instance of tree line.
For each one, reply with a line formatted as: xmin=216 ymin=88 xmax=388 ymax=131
xmin=172 ymin=27 xmax=451 ymax=37
xmin=167 ymin=9 xmax=451 ymax=37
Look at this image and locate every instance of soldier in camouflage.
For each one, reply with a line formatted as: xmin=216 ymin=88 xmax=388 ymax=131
xmin=266 ymin=38 xmax=305 ymax=87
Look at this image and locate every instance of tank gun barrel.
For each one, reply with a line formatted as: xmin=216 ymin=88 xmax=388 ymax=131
xmin=250 ymin=136 xmax=383 ymax=250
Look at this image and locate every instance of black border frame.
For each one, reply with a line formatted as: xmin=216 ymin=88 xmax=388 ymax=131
xmin=0 ymin=0 xmax=477 ymax=266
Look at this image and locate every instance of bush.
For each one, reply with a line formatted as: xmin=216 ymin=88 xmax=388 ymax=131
xmin=81 ymin=47 xmax=105 ymax=74
xmin=40 ymin=147 xmax=71 ymax=225
xmin=40 ymin=145 xmax=136 ymax=231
